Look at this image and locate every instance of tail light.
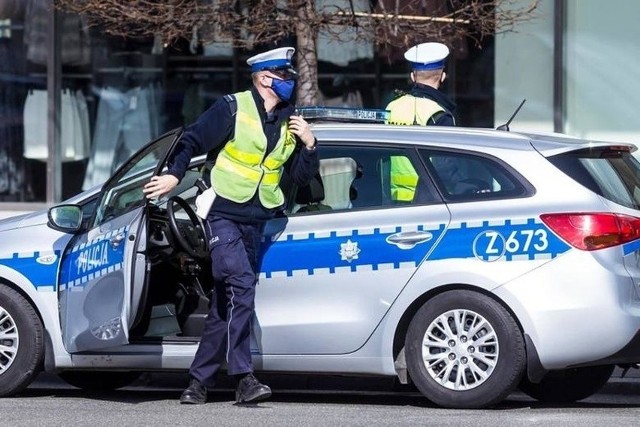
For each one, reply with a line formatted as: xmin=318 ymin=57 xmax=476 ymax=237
xmin=540 ymin=213 xmax=640 ymax=251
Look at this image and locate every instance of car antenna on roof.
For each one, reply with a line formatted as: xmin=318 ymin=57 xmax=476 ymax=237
xmin=496 ymin=99 xmax=526 ymax=131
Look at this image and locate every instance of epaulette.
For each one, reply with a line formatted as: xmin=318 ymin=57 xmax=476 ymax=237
xmin=223 ymin=94 xmax=237 ymax=116
xmin=391 ymin=89 xmax=408 ymax=101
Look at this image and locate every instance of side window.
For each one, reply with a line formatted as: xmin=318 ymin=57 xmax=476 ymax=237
xmin=93 ymin=132 xmax=175 ymax=226
xmin=420 ymin=149 xmax=529 ymax=201
xmin=287 ymin=145 xmax=438 ymax=214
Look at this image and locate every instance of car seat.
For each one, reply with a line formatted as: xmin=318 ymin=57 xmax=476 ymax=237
xmin=319 ymin=157 xmax=358 ymax=210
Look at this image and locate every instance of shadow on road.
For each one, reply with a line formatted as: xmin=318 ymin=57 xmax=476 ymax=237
xmin=19 ymin=381 xmax=640 ymax=410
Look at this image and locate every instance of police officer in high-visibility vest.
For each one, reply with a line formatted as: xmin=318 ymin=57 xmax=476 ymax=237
xmin=386 ymin=42 xmax=457 ymax=126
xmin=385 ymin=42 xmax=457 ymax=203
xmin=143 ymin=47 xmax=319 ymax=405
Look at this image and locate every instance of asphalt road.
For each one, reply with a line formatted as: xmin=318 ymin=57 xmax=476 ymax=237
xmin=3 ymin=374 xmax=640 ymax=426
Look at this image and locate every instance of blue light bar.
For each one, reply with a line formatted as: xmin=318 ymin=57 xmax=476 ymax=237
xmin=295 ymin=106 xmax=389 ymax=123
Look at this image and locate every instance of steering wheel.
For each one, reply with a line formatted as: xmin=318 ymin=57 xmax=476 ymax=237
xmin=166 ymin=196 xmax=209 ymax=259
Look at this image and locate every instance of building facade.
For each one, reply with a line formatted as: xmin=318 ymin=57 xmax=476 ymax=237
xmin=0 ymin=0 xmax=638 ymax=217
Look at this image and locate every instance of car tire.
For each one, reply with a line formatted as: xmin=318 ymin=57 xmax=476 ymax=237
xmin=0 ymin=285 xmax=44 ymax=397
xmin=405 ymin=290 xmax=525 ymax=408
xmin=59 ymin=371 xmax=142 ymax=391
xmin=519 ymin=365 xmax=614 ymax=403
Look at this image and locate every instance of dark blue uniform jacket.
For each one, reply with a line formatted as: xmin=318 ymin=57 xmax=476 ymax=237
xmin=408 ymin=83 xmax=457 ymax=126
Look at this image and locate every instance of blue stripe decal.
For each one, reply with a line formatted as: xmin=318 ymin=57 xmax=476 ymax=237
xmin=261 ymin=224 xmax=445 ymax=279
xmin=59 ymin=227 xmax=128 ymax=290
xmin=433 ymin=218 xmax=570 ymax=262
xmin=623 ymin=239 xmax=640 ymax=256
xmin=260 ymin=218 xmax=570 ymax=278
xmin=0 ymin=251 xmax=60 ymax=289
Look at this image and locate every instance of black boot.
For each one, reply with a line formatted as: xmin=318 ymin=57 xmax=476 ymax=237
xmin=180 ymin=378 xmax=207 ymax=404
xmin=235 ymin=373 xmax=272 ymax=403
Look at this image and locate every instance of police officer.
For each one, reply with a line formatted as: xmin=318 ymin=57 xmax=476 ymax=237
xmin=142 ymin=46 xmax=319 ymax=405
xmin=384 ymin=42 xmax=457 ymax=203
xmin=386 ymin=42 xmax=457 ymax=126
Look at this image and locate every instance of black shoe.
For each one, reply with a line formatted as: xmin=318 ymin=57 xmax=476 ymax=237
xmin=180 ymin=378 xmax=207 ymax=404
xmin=235 ymin=373 xmax=272 ymax=403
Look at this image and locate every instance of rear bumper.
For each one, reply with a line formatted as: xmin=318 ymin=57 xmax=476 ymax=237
xmin=494 ymin=249 xmax=640 ymax=370
xmin=575 ymin=329 xmax=640 ymax=367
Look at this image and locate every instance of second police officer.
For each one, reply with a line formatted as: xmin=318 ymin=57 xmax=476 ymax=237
xmin=384 ymin=42 xmax=458 ymax=204
xmin=386 ymin=42 xmax=457 ymax=126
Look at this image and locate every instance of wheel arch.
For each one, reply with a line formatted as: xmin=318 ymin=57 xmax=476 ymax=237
xmin=392 ymin=283 xmax=528 ymax=383
xmin=0 ymin=277 xmax=54 ymax=372
xmin=0 ymin=277 xmax=45 ymax=325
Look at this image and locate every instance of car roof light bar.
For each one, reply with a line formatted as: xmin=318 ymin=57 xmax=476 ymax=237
xmin=295 ymin=106 xmax=390 ymax=123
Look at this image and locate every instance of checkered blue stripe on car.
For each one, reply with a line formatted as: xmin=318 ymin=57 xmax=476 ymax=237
xmin=59 ymin=226 xmax=128 ymax=291
xmin=260 ymin=223 xmax=444 ymax=279
xmin=0 ymin=250 xmax=60 ymax=290
xmin=259 ymin=218 xmax=571 ymax=279
xmin=431 ymin=218 xmax=569 ymax=262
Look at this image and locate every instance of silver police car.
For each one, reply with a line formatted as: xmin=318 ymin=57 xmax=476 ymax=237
xmin=2 ymin=109 xmax=640 ymax=408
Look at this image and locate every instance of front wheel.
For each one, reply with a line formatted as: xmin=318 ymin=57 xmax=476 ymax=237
xmin=0 ymin=286 xmax=44 ymax=397
xmin=405 ymin=290 xmax=525 ymax=408
xmin=519 ymin=365 xmax=614 ymax=403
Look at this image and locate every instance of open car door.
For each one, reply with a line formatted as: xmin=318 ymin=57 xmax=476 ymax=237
xmin=58 ymin=130 xmax=182 ymax=353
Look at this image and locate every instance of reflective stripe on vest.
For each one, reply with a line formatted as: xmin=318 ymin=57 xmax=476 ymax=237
xmin=385 ymin=95 xmax=445 ymax=126
xmin=389 ymin=156 xmax=419 ymax=202
xmin=211 ymin=90 xmax=296 ymax=208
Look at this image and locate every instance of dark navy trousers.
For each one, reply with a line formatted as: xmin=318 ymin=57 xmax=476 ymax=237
xmin=189 ymin=215 xmax=264 ymax=387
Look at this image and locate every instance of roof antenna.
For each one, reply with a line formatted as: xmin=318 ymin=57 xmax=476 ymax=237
xmin=496 ymin=99 xmax=526 ymax=131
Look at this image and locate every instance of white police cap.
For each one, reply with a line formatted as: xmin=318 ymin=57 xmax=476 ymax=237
xmin=404 ymin=42 xmax=450 ymax=71
xmin=247 ymin=47 xmax=297 ymax=77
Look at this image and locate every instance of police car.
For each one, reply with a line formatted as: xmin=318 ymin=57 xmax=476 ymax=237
xmin=2 ymin=107 xmax=640 ymax=409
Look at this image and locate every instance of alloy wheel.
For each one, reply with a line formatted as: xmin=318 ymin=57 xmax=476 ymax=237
xmin=0 ymin=306 xmax=19 ymax=375
xmin=421 ymin=309 xmax=499 ymax=391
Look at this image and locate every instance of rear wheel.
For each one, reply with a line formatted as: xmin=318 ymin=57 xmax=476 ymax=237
xmin=405 ymin=290 xmax=525 ymax=408
xmin=0 ymin=286 xmax=44 ymax=397
xmin=519 ymin=365 xmax=614 ymax=403
xmin=59 ymin=371 xmax=142 ymax=391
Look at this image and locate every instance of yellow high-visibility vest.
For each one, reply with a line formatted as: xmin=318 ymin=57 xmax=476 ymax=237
xmin=389 ymin=156 xmax=419 ymax=202
xmin=211 ymin=91 xmax=296 ymax=208
xmin=386 ymin=95 xmax=445 ymax=126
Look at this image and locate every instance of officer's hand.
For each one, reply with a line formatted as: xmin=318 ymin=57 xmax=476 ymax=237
xmin=143 ymin=174 xmax=179 ymax=199
xmin=289 ymin=115 xmax=316 ymax=149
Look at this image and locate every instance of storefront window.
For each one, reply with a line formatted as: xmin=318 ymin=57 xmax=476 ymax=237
xmin=64 ymin=28 xmax=240 ymax=201
xmin=565 ymin=0 xmax=640 ymax=145
xmin=0 ymin=1 xmax=32 ymax=202
xmin=0 ymin=0 xmax=242 ymax=205
xmin=0 ymin=0 xmax=495 ymax=210
xmin=494 ymin=0 xmax=554 ymax=132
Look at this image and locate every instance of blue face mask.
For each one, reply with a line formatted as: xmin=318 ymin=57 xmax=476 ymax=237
xmin=271 ymin=78 xmax=296 ymax=102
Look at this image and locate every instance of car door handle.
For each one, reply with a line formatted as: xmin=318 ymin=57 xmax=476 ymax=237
xmin=110 ymin=233 xmax=125 ymax=249
xmin=385 ymin=231 xmax=433 ymax=250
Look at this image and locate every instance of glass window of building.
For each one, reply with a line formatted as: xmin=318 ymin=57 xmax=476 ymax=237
xmin=0 ymin=0 xmax=497 ymax=212
xmin=0 ymin=1 xmax=33 ymax=202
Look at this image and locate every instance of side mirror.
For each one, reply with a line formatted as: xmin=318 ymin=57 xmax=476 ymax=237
xmin=48 ymin=205 xmax=83 ymax=233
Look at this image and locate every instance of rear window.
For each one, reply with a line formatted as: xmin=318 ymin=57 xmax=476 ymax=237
xmin=420 ymin=149 xmax=531 ymax=202
xmin=548 ymin=147 xmax=640 ymax=210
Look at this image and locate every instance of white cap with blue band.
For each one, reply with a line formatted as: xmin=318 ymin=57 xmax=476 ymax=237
xmin=404 ymin=42 xmax=450 ymax=71
xmin=247 ymin=47 xmax=297 ymax=76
